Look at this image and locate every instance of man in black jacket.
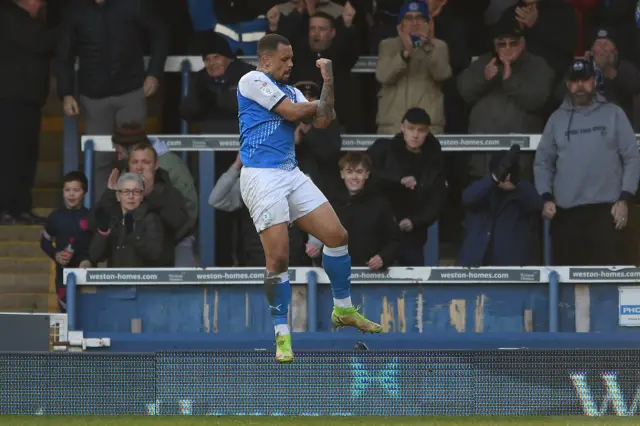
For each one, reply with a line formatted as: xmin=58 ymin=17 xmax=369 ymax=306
xmin=179 ymin=31 xmax=255 ymax=134
xmin=306 ymin=152 xmax=401 ymax=270
xmin=367 ymin=107 xmax=447 ymax=266
xmin=0 ymin=0 xmax=55 ymax=225
xmin=56 ymin=0 xmax=168 ymax=204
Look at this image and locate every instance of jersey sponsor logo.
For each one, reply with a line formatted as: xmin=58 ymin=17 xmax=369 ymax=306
xmin=259 ymin=82 xmax=274 ymax=97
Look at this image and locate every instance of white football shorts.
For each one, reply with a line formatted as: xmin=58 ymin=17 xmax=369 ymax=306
xmin=240 ymin=167 xmax=328 ymax=232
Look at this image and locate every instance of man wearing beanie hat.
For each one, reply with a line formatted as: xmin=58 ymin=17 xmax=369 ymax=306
xmin=367 ymin=107 xmax=446 ymax=266
xmin=375 ymin=1 xmax=451 ymax=135
xmin=179 ymin=31 xmax=255 ymax=134
xmin=534 ymin=58 xmax=640 ymax=265
xmin=582 ymin=27 xmax=640 ymax=130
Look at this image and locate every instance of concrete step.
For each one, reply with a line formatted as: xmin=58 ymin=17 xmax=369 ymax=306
xmin=0 ymin=258 xmax=51 ymax=275
xmin=0 ymin=271 xmax=50 ymax=293
xmin=0 ymin=242 xmax=47 ymax=258
xmin=0 ymin=292 xmax=49 ymax=312
xmin=38 ymin=132 xmax=63 ymax=162
xmin=33 ymin=188 xmax=60 ymax=209
xmin=35 ymin=161 xmax=61 ymax=187
xmin=0 ymin=226 xmax=42 ymax=242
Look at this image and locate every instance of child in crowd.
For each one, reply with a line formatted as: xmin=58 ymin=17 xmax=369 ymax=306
xmin=40 ymin=171 xmax=93 ymax=312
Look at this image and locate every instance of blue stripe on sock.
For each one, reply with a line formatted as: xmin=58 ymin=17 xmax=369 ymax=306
xmin=269 ymin=280 xmax=290 ymax=326
xmin=322 ymin=252 xmax=351 ymax=300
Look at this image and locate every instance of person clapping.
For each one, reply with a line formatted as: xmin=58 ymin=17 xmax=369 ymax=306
xmin=88 ymin=173 xmax=164 ymax=268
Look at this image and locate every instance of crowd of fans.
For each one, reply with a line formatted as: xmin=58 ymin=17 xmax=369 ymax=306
xmin=2 ymin=0 xmax=640 ymax=310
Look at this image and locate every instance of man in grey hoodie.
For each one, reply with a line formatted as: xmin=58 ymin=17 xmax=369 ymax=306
xmin=534 ymin=58 xmax=640 ymax=265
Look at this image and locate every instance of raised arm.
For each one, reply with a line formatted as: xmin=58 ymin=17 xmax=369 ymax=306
xmin=311 ymin=58 xmax=336 ymax=129
xmin=239 ymin=72 xmax=319 ymax=122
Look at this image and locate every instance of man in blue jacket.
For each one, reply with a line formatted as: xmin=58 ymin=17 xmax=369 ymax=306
xmin=457 ymin=147 xmax=543 ymax=266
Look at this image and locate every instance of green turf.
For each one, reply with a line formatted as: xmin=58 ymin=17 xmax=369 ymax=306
xmin=0 ymin=417 xmax=637 ymax=426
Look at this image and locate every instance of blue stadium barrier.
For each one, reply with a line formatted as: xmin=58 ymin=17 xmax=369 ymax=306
xmin=64 ymin=264 xmax=638 ymax=337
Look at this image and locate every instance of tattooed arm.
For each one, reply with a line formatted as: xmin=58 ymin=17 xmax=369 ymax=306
xmin=312 ymin=58 xmax=336 ymax=129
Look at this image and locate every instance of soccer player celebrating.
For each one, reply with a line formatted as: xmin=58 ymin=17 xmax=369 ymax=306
xmin=237 ymin=34 xmax=382 ymax=363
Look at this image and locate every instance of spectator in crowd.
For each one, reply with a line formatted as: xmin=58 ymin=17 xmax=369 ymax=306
xmin=367 ymin=107 xmax=446 ymax=266
xmin=57 ymin=0 xmax=169 ymax=203
xmin=457 ymin=147 xmax=542 ymax=267
xmin=112 ymin=124 xmax=199 ymax=267
xmin=555 ymin=28 xmax=640 ymax=131
xmin=180 ymin=31 xmax=255 ymax=134
xmin=90 ymin=173 xmax=165 ymax=267
xmin=306 ymin=152 xmax=401 ymax=270
xmin=375 ymin=1 xmax=451 ymax=135
xmin=500 ymin=0 xmax=578 ymax=78
xmin=457 ymin=14 xmax=554 ymax=179
xmin=40 ymin=172 xmax=93 ymax=312
xmin=98 ymin=143 xmax=190 ymax=266
xmin=208 ymin=154 xmax=309 ymax=267
xmin=0 ymin=0 xmax=56 ymax=225
xmin=534 ymin=58 xmax=640 ymax=266
xmin=294 ymin=81 xmax=343 ymax=200
xmin=271 ymin=10 xmax=361 ymax=131
xmin=597 ymin=0 xmax=639 ymax=69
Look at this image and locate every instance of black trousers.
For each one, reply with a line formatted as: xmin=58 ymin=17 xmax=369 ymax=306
xmin=0 ymin=99 xmax=41 ymax=215
xmin=551 ymin=203 xmax=628 ymax=266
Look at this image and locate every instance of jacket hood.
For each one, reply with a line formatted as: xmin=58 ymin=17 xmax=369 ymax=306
xmin=149 ymin=137 xmax=169 ymax=156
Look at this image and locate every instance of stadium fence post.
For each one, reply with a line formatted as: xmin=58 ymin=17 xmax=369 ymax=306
xmin=66 ymin=271 xmax=77 ymax=330
xmin=179 ymin=60 xmax=191 ymax=162
xmin=306 ymin=270 xmax=318 ymax=332
xmin=63 ymin=115 xmax=79 ymax=174
xmin=548 ymin=270 xmax=559 ymax=332
xmin=543 ymin=219 xmax=552 ymax=266
xmin=83 ymin=140 xmax=94 ymax=208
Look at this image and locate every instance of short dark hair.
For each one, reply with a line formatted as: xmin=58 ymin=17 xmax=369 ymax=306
xmin=402 ymin=107 xmax=431 ymax=126
xmin=257 ymin=34 xmax=291 ymax=56
xmin=63 ymin=171 xmax=88 ymax=192
xmin=112 ymin=122 xmax=149 ymax=147
xmin=338 ymin=152 xmax=372 ymax=171
xmin=310 ymin=12 xmax=336 ymax=28
xmin=130 ymin=142 xmax=158 ymax=161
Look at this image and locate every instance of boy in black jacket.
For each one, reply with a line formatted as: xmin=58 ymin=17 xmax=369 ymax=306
xmin=40 ymin=172 xmax=92 ymax=312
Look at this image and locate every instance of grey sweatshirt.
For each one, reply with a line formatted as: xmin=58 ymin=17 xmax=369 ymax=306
xmin=208 ymin=166 xmax=243 ymax=212
xmin=534 ymin=95 xmax=640 ymax=209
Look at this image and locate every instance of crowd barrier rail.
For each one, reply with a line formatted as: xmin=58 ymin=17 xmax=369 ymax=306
xmin=64 ymin=264 xmax=640 ymax=335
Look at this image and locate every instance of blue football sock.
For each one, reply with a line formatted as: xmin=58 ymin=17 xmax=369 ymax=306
xmin=322 ymin=245 xmax=352 ymax=307
xmin=264 ymin=271 xmax=291 ymax=334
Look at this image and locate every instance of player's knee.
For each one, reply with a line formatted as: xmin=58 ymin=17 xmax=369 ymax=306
xmin=324 ymin=226 xmax=348 ymax=248
xmin=266 ymin=251 xmax=289 ymax=274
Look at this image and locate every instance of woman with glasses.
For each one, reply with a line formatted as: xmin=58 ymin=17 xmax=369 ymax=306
xmin=88 ymin=173 xmax=165 ymax=267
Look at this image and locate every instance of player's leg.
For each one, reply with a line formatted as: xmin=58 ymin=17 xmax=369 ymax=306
xmin=289 ymin=174 xmax=382 ymax=333
xmin=240 ymin=168 xmax=294 ymax=362
xmin=258 ymin=220 xmax=294 ymax=362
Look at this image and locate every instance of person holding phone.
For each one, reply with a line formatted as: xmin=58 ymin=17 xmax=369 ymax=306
xmin=375 ymin=1 xmax=451 ymax=135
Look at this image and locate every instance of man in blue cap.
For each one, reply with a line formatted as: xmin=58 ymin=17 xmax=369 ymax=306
xmin=375 ymin=1 xmax=451 ymax=135
xmin=534 ymin=58 xmax=640 ymax=265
